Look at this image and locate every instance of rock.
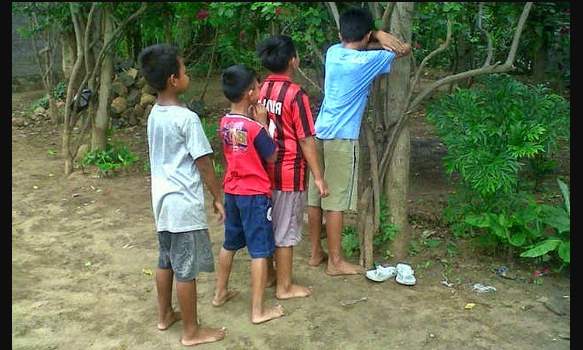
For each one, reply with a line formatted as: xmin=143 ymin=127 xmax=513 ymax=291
xmin=140 ymin=93 xmax=156 ymax=107
xmin=117 ymin=71 xmax=135 ymax=87
xmin=136 ymin=77 xmax=146 ymax=89
xmin=134 ymin=104 xmax=145 ymax=120
xmin=34 ymin=106 xmax=46 ymax=116
xmin=12 ymin=117 xmax=27 ymax=127
xmin=112 ymin=81 xmax=128 ymax=97
xmin=121 ymin=107 xmax=137 ymax=126
xmin=111 ymin=96 xmax=128 ymax=114
xmin=127 ymin=89 xmax=140 ymax=106
xmin=141 ymin=84 xmax=157 ymax=95
xmin=56 ymin=101 xmax=65 ymax=108
xmin=144 ymin=104 xmax=153 ymax=120
xmin=126 ymin=67 xmax=139 ymax=80
xmin=75 ymin=144 xmax=90 ymax=163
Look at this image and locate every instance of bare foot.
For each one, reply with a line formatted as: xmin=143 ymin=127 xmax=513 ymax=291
xmin=325 ymin=259 xmax=364 ymax=276
xmin=212 ymin=290 xmax=239 ymax=307
xmin=157 ymin=310 xmax=181 ymax=331
xmin=251 ymin=305 xmax=285 ymax=324
xmin=308 ymin=252 xmax=328 ymax=267
xmin=181 ymin=327 xmax=226 ymax=346
xmin=276 ymin=284 xmax=313 ymax=300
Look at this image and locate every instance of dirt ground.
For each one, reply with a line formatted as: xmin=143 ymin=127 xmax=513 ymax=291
xmin=12 ymin=87 xmax=570 ymax=350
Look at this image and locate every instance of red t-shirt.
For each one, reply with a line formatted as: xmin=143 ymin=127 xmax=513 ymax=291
xmin=220 ymin=113 xmax=275 ymax=196
xmin=259 ymin=74 xmax=316 ymax=192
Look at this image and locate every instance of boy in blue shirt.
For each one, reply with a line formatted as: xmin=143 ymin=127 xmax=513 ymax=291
xmin=307 ymin=8 xmax=411 ymax=275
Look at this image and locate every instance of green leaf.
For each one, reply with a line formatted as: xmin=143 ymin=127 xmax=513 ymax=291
xmin=520 ymin=239 xmax=561 ymax=258
xmin=508 ymin=231 xmax=526 ymax=247
xmin=540 ymin=205 xmax=570 ymax=233
xmin=557 ymin=178 xmax=570 ymax=216
xmin=465 ymin=214 xmax=490 ymax=228
xmin=558 ymin=241 xmax=570 ymax=263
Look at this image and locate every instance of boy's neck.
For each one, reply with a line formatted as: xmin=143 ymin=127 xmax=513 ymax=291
xmin=229 ymin=101 xmax=252 ymax=116
xmin=156 ymin=89 xmax=182 ymax=106
xmin=271 ymin=68 xmax=294 ymax=79
xmin=342 ymin=40 xmax=366 ymax=51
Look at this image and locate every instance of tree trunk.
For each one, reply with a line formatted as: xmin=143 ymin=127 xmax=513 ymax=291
xmin=48 ymin=96 xmax=60 ymax=124
xmin=532 ymin=33 xmax=547 ymax=82
xmin=62 ymin=31 xmax=76 ymax=82
xmin=92 ymin=6 xmax=114 ymax=151
xmin=385 ymin=2 xmax=414 ymax=260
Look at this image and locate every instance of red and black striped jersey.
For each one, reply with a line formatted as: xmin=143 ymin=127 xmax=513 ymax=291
xmin=259 ymin=74 xmax=315 ymax=192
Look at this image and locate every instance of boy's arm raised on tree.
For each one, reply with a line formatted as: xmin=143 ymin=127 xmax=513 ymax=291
xmin=369 ymin=30 xmax=411 ymax=58
xmin=195 ymin=155 xmax=225 ymax=223
xmin=298 ymin=136 xmax=329 ymax=198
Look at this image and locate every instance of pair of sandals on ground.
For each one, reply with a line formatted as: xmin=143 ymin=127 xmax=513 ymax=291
xmin=365 ymin=263 xmax=417 ymax=285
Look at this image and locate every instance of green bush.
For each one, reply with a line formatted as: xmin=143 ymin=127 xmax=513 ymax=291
xmin=201 ymin=117 xmax=218 ymax=145
xmin=428 ymin=74 xmax=570 ymax=265
xmin=81 ymin=143 xmax=139 ymax=176
xmin=31 ymin=95 xmax=49 ymax=111
xmin=51 ymin=81 xmax=67 ymax=100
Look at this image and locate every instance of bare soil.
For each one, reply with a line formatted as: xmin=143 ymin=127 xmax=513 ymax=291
xmin=12 ymin=85 xmax=570 ymax=349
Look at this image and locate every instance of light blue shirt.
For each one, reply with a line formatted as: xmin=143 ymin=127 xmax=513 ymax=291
xmin=315 ymin=44 xmax=396 ymax=140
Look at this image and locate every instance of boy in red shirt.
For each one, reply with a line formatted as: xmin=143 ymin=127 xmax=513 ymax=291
xmin=256 ymin=35 xmax=329 ymax=299
xmin=212 ymin=64 xmax=285 ymax=324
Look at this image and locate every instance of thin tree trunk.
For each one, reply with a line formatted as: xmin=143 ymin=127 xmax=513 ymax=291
xmin=92 ymin=5 xmax=114 ymax=152
xmin=384 ymin=2 xmax=414 ymax=260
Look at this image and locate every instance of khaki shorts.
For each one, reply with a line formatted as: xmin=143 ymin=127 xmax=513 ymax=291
xmin=308 ymin=138 xmax=359 ymax=211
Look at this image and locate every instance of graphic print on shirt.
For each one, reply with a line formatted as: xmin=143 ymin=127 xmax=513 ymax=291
xmin=222 ymin=121 xmax=248 ymax=152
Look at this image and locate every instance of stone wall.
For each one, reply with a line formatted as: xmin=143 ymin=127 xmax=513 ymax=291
xmin=12 ymin=12 xmax=62 ymax=90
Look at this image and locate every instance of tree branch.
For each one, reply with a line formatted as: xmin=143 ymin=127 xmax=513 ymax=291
xmin=307 ymin=36 xmax=325 ymax=66
xmin=326 ymin=2 xmax=341 ymax=33
xmin=478 ymin=2 xmax=493 ymax=67
xmin=297 ymin=66 xmax=323 ymax=94
xmin=408 ymin=2 xmax=532 ymax=113
xmin=382 ymin=2 xmax=396 ymax=29
xmin=408 ymin=19 xmax=452 ymax=106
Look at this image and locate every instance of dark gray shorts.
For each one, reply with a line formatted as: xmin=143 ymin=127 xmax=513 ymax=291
xmin=157 ymin=229 xmax=215 ymax=282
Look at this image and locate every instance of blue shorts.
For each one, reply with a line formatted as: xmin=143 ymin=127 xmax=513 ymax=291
xmin=223 ymin=193 xmax=275 ymax=259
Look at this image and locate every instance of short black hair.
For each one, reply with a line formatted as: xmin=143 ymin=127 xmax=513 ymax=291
xmin=221 ymin=64 xmax=258 ymax=103
xmin=256 ymin=35 xmax=297 ymax=73
xmin=340 ymin=8 xmax=374 ymax=43
xmin=138 ymin=44 xmax=180 ymax=92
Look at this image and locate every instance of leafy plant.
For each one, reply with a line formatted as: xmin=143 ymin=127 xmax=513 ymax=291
xmin=31 ymin=95 xmax=49 ymax=111
xmin=341 ymin=226 xmax=360 ymax=258
xmin=201 ymin=117 xmax=218 ymax=145
xmin=373 ymin=199 xmax=399 ymax=248
xmin=51 ymin=81 xmax=67 ymax=100
xmin=81 ymin=142 xmax=139 ymax=176
xmin=520 ymin=178 xmax=570 ymax=264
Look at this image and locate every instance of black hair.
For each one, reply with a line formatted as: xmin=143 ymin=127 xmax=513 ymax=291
xmin=256 ymin=35 xmax=297 ymax=73
xmin=221 ymin=64 xmax=258 ymax=103
xmin=339 ymin=8 xmax=374 ymax=43
xmin=138 ymin=44 xmax=180 ymax=92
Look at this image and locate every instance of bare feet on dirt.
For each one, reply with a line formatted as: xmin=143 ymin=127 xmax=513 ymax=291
xmin=308 ymin=252 xmax=328 ymax=267
xmin=212 ymin=290 xmax=239 ymax=307
xmin=157 ymin=310 xmax=181 ymax=331
xmin=181 ymin=327 xmax=226 ymax=347
xmin=325 ymin=260 xmax=364 ymax=276
xmin=276 ymin=284 xmax=313 ymax=300
xmin=251 ymin=305 xmax=285 ymax=324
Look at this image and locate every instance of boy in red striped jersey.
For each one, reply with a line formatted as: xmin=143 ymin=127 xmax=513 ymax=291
xmin=256 ymin=35 xmax=329 ymax=299
xmin=212 ymin=64 xmax=285 ymax=324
